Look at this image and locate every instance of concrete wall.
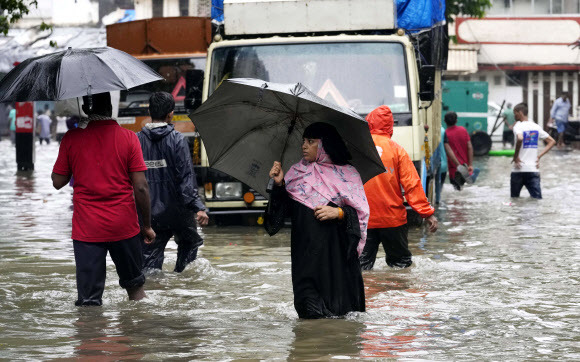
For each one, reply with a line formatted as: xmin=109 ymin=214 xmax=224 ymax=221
xmin=15 ymin=0 xmax=99 ymax=27
xmin=456 ymin=17 xmax=580 ymax=66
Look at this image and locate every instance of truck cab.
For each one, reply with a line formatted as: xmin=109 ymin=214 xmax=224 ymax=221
xmin=192 ymin=0 xmax=443 ymax=220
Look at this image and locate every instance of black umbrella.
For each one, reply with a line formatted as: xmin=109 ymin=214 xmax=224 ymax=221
xmin=0 ymin=47 xmax=163 ymax=102
xmin=190 ymin=78 xmax=385 ymax=198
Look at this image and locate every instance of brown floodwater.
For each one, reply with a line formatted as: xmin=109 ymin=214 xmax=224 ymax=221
xmin=0 ymin=139 xmax=578 ymax=360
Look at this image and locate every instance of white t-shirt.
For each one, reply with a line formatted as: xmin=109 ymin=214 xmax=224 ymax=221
xmin=512 ymin=120 xmax=549 ymax=173
xmin=56 ymin=116 xmax=68 ymax=133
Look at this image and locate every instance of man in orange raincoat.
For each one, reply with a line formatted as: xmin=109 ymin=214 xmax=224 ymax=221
xmin=360 ymin=106 xmax=438 ymax=269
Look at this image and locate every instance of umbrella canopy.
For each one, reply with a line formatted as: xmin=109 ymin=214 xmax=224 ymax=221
xmin=190 ymin=78 xmax=385 ymax=198
xmin=0 ymin=47 xmax=162 ymax=102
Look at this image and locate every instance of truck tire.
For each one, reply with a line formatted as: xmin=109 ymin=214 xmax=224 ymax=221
xmin=470 ymin=131 xmax=492 ymax=156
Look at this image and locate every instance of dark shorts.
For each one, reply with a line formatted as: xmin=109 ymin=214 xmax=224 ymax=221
xmin=503 ymin=130 xmax=514 ymax=144
xmin=73 ymin=234 xmax=145 ymax=306
xmin=359 ymin=224 xmax=411 ymax=270
xmin=510 ymin=172 xmax=542 ymax=199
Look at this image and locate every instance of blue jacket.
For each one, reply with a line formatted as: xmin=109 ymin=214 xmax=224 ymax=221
xmin=137 ymin=124 xmax=205 ymax=226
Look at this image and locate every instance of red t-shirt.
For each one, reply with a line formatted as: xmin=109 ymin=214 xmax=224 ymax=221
xmin=444 ymin=125 xmax=470 ymax=178
xmin=53 ymin=120 xmax=147 ymax=242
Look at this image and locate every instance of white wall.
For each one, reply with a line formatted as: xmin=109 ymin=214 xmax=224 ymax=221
xmin=164 ymin=0 xmax=180 ymax=17
xmin=456 ymin=17 xmax=580 ymax=66
xmin=52 ymin=0 xmax=99 ymax=25
xmin=15 ymin=0 xmax=99 ymax=27
xmin=135 ymin=0 xmax=153 ymax=19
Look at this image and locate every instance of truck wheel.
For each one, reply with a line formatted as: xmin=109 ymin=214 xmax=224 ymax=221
xmin=470 ymin=131 xmax=492 ymax=156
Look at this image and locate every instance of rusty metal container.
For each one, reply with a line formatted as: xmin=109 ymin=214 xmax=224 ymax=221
xmin=106 ymin=16 xmax=212 ymax=58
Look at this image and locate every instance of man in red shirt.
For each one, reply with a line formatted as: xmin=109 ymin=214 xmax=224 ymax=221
xmin=51 ymin=92 xmax=155 ymax=306
xmin=360 ymin=106 xmax=438 ymax=270
xmin=443 ymin=111 xmax=474 ymax=190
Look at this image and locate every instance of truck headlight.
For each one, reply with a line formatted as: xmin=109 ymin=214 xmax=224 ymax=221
xmin=215 ymin=182 xmax=242 ymax=199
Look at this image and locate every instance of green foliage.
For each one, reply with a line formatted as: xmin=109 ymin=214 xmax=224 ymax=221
xmin=446 ymin=0 xmax=493 ymax=23
xmin=0 ymin=0 xmax=51 ymax=36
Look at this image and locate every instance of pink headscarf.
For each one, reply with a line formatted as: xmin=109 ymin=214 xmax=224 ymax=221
xmin=284 ymin=140 xmax=369 ymax=255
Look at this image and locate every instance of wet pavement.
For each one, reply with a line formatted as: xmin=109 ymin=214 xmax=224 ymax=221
xmin=0 ymin=139 xmax=579 ymax=360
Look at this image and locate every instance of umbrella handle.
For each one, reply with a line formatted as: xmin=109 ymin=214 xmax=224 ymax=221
xmin=266 ymin=178 xmax=275 ymax=193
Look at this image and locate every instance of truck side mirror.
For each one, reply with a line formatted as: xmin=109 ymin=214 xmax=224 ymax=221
xmin=419 ymin=65 xmax=436 ymax=102
xmin=185 ymin=69 xmax=204 ymax=110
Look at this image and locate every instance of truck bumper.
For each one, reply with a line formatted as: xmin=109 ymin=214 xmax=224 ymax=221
xmin=205 ymin=199 xmax=267 ymax=215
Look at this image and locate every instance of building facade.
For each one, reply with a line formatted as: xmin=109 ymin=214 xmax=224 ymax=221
xmin=453 ymin=0 xmax=579 ymax=128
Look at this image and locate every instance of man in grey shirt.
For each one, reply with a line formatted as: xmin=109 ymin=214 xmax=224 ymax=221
xmin=550 ymin=91 xmax=571 ymax=149
xmin=37 ymin=110 xmax=52 ymax=145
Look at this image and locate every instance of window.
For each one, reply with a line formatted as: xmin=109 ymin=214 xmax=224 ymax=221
xmin=210 ymin=42 xmax=411 ymax=115
xmin=513 ymin=0 xmax=533 ymax=14
xmin=506 ymin=72 xmax=523 ymax=87
xmin=563 ymin=0 xmax=580 ymax=13
xmin=488 ymin=0 xmax=580 ymax=14
xmin=479 ymin=75 xmax=487 ymax=82
xmin=494 ymin=75 xmax=502 ymax=85
xmin=118 ymin=57 xmax=206 ymax=117
xmin=534 ymin=0 xmax=551 ymax=13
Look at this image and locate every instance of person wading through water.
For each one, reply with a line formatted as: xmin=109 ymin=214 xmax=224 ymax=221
xmin=51 ymin=92 xmax=155 ymax=306
xmin=137 ymin=92 xmax=209 ymax=273
xmin=264 ymin=122 xmax=369 ymax=319
xmin=359 ymin=106 xmax=437 ymax=270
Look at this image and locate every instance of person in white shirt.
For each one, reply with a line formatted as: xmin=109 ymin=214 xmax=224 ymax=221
xmin=511 ymin=103 xmax=556 ymax=199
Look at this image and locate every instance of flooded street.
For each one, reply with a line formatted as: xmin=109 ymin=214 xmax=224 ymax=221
xmin=0 ymin=139 xmax=579 ymax=360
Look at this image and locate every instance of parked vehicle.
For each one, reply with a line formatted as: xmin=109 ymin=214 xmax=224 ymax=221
xmin=106 ymin=16 xmax=211 ymax=165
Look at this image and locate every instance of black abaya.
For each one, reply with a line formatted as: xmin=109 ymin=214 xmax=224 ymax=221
xmin=265 ymin=185 xmax=366 ymax=318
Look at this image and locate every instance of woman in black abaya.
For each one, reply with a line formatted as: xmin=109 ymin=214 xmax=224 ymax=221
xmin=264 ymin=122 xmax=369 ymax=319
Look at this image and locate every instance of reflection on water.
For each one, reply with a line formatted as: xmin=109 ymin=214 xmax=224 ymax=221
xmin=72 ymin=308 xmax=143 ymax=360
xmin=288 ymin=319 xmax=365 ymax=360
xmin=0 ymin=140 xmax=579 ymax=360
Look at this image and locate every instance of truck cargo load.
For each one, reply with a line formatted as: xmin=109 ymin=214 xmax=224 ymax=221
xmin=107 ymin=17 xmax=211 ymax=57
xmin=223 ymin=0 xmax=396 ymax=35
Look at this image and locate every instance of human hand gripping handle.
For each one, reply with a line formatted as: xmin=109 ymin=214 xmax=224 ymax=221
xmin=269 ymin=161 xmax=284 ymax=186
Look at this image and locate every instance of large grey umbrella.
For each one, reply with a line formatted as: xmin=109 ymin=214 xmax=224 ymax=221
xmin=190 ymin=78 xmax=385 ymax=198
xmin=0 ymin=47 xmax=162 ymax=102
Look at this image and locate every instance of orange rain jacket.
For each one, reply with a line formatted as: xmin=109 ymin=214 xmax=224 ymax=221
xmin=364 ymin=106 xmax=435 ymax=229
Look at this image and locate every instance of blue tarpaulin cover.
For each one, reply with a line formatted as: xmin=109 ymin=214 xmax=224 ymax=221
xmin=396 ymin=0 xmax=446 ymax=30
xmin=212 ymin=0 xmax=224 ymax=23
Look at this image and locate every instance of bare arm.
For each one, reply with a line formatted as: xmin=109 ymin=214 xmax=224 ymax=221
xmin=51 ymin=172 xmax=71 ymax=190
xmin=444 ymin=143 xmax=461 ymax=167
xmin=538 ymin=136 xmax=556 ymax=160
xmin=129 ymin=171 xmax=155 ymax=243
xmin=512 ymin=134 xmax=524 ymax=168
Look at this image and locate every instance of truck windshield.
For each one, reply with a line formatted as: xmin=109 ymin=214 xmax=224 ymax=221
xmin=209 ymin=42 xmax=410 ymax=116
xmin=118 ymin=57 xmax=205 ymax=117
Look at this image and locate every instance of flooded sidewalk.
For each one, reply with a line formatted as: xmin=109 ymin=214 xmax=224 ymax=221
xmin=0 ymin=139 xmax=578 ymax=360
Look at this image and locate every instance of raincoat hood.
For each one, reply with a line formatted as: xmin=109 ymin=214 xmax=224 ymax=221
xmin=366 ymin=106 xmax=394 ymax=137
xmin=141 ymin=123 xmax=174 ymax=141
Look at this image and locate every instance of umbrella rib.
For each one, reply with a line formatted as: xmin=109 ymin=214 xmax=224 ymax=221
xmin=270 ymin=91 xmax=295 ymax=114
